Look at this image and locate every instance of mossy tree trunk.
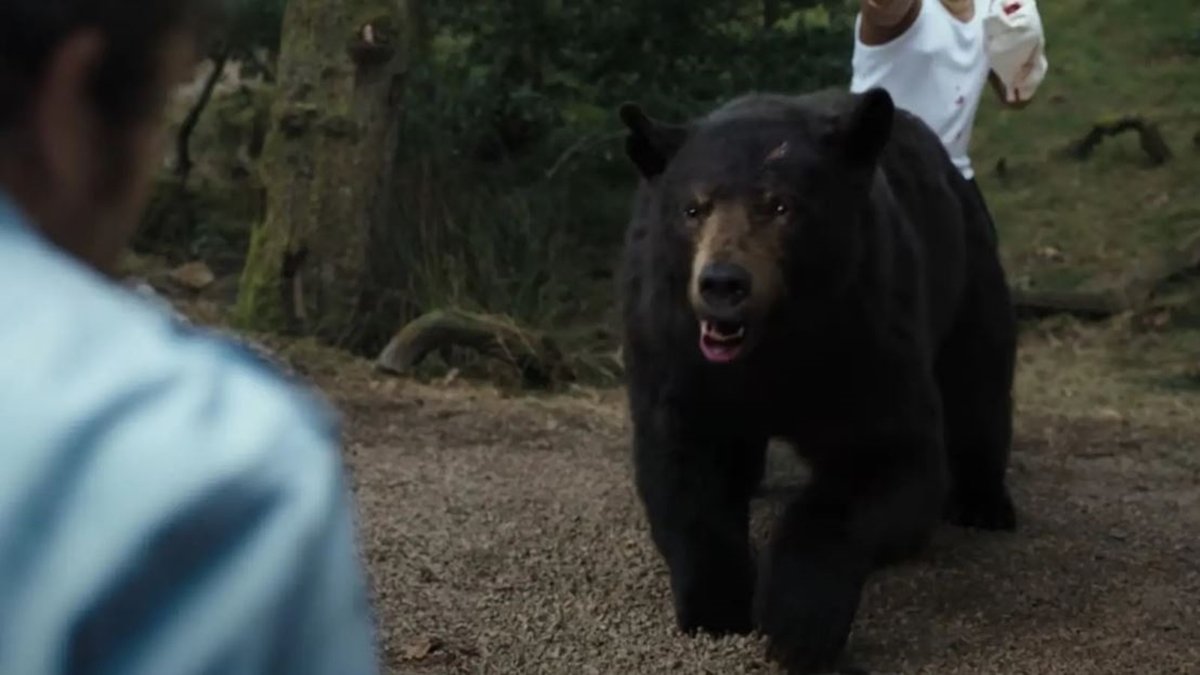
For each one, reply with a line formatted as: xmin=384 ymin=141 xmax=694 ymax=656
xmin=235 ymin=0 xmax=421 ymax=349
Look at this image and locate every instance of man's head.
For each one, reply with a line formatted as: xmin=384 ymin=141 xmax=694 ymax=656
xmin=0 ymin=1 xmax=211 ymax=275
xmin=620 ymin=89 xmax=895 ymax=364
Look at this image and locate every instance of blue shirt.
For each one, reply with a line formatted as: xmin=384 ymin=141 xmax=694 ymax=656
xmin=0 ymin=192 xmax=379 ymax=675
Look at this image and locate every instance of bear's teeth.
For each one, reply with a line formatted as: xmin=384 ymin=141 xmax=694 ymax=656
xmin=702 ymin=322 xmax=745 ymax=342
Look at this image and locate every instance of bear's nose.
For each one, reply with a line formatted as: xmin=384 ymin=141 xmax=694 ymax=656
xmin=699 ymin=262 xmax=752 ymax=310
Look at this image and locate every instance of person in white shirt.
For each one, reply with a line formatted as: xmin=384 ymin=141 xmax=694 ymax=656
xmin=850 ymin=0 xmax=1043 ymax=239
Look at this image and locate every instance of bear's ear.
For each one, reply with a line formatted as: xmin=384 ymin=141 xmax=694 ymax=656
xmin=619 ymin=102 xmax=689 ymax=179
xmin=830 ymin=88 xmax=895 ymax=164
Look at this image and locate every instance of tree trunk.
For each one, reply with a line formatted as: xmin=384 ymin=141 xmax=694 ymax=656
xmin=234 ymin=0 xmax=420 ymax=349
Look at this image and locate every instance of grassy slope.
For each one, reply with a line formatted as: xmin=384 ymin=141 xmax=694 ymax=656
xmin=968 ymin=0 xmax=1200 ymax=422
xmin=972 ymin=0 xmax=1200 ymax=293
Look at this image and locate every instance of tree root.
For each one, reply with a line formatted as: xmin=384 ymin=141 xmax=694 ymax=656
xmin=375 ymin=309 xmax=573 ymax=387
xmin=1061 ymin=116 xmax=1172 ymax=166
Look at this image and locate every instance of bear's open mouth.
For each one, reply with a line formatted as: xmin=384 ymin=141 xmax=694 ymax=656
xmin=699 ymin=320 xmax=747 ymax=363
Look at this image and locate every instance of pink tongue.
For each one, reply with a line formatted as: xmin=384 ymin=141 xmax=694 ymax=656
xmin=700 ymin=336 xmax=740 ymax=363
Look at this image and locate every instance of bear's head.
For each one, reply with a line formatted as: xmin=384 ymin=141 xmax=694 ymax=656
xmin=619 ymin=89 xmax=895 ymax=365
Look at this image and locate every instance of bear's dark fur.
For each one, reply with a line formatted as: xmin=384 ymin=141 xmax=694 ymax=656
xmin=617 ymin=88 xmax=1017 ymax=673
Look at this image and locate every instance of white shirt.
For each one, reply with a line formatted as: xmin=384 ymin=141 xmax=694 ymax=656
xmin=850 ymin=0 xmax=992 ymax=179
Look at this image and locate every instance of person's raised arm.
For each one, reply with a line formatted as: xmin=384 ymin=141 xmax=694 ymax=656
xmin=859 ymin=0 xmax=920 ymax=44
xmin=984 ymin=0 xmax=1048 ymax=110
xmin=861 ymin=0 xmax=917 ymax=26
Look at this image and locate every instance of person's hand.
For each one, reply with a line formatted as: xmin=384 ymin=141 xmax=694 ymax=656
xmin=989 ymin=71 xmax=1033 ymax=110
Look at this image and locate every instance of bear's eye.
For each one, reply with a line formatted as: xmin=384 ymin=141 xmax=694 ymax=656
xmin=767 ymin=198 xmax=789 ymax=217
xmin=683 ymin=204 xmax=702 ymax=220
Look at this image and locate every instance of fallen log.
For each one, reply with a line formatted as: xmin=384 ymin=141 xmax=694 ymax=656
xmin=1011 ymin=287 xmax=1129 ymax=320
xmin=1061 ymin=116 xmax=1171 ymax=166
xmin=375 ymin=309 xmax=572 ymax=387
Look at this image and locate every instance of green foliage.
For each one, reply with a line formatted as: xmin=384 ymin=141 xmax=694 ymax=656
xmin=416 ymin=1 xmax=850 ymax=160
xmin=140 ymin=0 xmax=855 ymax=371
xmin=382 ymin=0 xmax=854 ymax=339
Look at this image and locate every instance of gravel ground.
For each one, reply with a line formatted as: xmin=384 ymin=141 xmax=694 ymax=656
xmin=329 ymin=378 xmax=1200 ymax=675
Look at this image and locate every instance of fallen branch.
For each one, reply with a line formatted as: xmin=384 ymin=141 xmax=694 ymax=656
xmin=1061 ymin=116 xmax=1172 ymax=166
xmin=1011 ymin=288 xmax=1128 ymax=320
xmin=175 ymin=47 xmax=231 ymax=182
xmin=375 ymin=309 xmax=572 ymax=387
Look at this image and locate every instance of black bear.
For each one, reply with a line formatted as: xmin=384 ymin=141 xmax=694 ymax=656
xmin=617 ymin=88 xmax=1017 ymax=673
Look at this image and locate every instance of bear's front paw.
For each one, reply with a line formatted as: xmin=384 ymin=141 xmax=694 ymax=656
xmin=674 ymin=581 xmax=754 ymax=636
xmin=760 ymin=600 xmax=856 ymax=674
xmin=946 ymin=484 xmax=1016 ymax=531
xmin=757 ymin=557 xmax=863 ymax=674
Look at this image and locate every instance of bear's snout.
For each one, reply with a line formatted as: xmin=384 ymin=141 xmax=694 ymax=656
xmin=698 ymin=262 xmax=753 ymax=315
xmin=693 ymin=261 xmax=755 ymax=364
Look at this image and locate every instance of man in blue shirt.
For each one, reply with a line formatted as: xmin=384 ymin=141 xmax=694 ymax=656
xmin=0 ymin=2 xmax=380 ymax=673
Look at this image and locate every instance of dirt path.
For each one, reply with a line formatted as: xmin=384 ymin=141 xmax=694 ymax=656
xmin=331 ymin=379 xmax=1200 ymax=675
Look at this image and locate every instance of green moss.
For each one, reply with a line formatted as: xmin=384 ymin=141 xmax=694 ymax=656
xmin=232 ymin=221 xmax=288 ymax=332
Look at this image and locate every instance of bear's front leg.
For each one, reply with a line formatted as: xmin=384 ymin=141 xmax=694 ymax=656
xmin=633 ymin=413 xmax=767 ymax=636
xmin=757 ymin=438 xmax=945 ymax=673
